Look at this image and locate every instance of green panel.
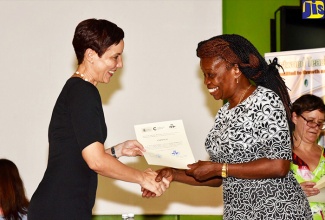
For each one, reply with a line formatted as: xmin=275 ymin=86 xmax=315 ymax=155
xmin=179 ymin=215 xmax=223 ymax=220
xmin=92 ymin=215 xmax=178 ymax=220
xmin=92 ymin=215 xmax=223 ymax=220
xmin=275 ymin=7 xmax=282 ymax=52
xmin=134 ymin=215 xmax=177 ymax=220
xmin=92 ymin=215 xmax=120 ymax=220
xmin=222 ymin=0 xmax=300 ymax=55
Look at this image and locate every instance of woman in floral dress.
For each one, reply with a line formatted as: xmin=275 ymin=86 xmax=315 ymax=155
xmin=291 ymin=94 xmax=325 ymax=220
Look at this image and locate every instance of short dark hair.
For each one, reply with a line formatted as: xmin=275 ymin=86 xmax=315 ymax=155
xmin=72 ymin=18 xmax=124 ymax=65
xmin=291 ymin=94 xmax=325 ymax=115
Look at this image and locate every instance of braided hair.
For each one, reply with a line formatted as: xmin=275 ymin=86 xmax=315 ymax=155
xmin=196 ymin=34 xmax=293 ymax=135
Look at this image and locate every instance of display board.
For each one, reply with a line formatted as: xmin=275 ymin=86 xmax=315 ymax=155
xmin=0 ymin=0 xmax=223 ymax=215
xmin=265 ymin=48 xmax=325 ymax=102
xmin=265 ymin=47 xmax=325 ymax=146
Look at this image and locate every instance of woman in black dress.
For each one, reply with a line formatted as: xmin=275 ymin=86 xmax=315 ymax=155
xmin=28 ymin=18 xmax=169 ymax=220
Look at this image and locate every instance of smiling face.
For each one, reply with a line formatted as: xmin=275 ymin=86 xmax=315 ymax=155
xmin=292 ymin=109 xmax=325 ymax=144
xmin=90 ymin=40 xmax=124 ymax=84
xmin=200 ymin=57 xmax=238 ymax=101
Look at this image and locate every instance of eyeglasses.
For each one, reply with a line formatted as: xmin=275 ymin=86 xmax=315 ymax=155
xmin=300 ymin=115 xmax=325 ymax=130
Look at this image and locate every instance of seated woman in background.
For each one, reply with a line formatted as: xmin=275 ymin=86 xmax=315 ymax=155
xmin=0 ymin=158 xmax=29 ymax=220
xmin=290 ymin=94 xmax=325 ymax=220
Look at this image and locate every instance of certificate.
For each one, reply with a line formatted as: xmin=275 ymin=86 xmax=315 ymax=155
xmin=134 ymin=120 xmax=196 ymax=169
xmin=308 ymin=188 xmax=325 ymax=203
xmin=308 ymin=175 xmax=325 ymax=203
xmin=314 ymin=175 xmax=325 ymax=190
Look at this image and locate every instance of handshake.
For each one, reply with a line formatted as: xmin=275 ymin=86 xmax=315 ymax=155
xmin=140 ymin=167 xmax=174 ymax=198
xmin=113 ymin=140 xmax=221 ymax=197
xmin=140 ymin=160 xmax=220 ymax=198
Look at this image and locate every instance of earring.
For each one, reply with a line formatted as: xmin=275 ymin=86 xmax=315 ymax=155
xmin=235 ymin=72 xmax=241 ymax=84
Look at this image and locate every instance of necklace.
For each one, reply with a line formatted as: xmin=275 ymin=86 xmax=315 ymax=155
xmin=237 ymin=84 xmax=252 ymax=105
xmin=75 ymin=71 xmax=89 ymax=82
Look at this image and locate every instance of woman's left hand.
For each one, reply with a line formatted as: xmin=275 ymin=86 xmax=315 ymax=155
xmin=109 ymin=140 xmax=145 ymax=158
xmin=186 ymin=160 xmax=219 ymax=181
xmin=300 ymin=181 xmax=320 ymax=197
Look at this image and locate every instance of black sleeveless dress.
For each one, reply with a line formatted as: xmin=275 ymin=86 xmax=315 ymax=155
xmin=28 ymin=78 xmax=107 ymax=220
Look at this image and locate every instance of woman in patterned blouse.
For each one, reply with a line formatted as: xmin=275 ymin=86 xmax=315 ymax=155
xmin=143 ymin=34 xmax=312 ymax=220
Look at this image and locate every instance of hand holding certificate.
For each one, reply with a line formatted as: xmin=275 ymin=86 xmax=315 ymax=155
xmin=134 ymin=120 xmax=196 ymax=169
xmin=308 ymin=175 xmax=325 ymax=203
xmin=314 ymin=175 xmax=325 ymax=190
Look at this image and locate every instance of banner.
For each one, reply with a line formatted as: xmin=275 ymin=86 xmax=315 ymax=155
xmin=265 ymin=47 xmax=325 ymax=145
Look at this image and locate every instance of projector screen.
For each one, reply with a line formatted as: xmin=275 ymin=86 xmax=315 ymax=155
xmin=0 ymin=0 xmax=223 ymax=215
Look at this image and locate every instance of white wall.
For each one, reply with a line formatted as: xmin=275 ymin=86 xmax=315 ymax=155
xmin=0 ymin=0 xmax=223 ymax=215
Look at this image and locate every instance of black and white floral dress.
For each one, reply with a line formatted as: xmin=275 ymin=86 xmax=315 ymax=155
xmin=206 ymin=86 xmax=312 ymax=220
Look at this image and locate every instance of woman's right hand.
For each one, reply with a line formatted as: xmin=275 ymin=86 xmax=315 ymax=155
xmin=140 ymin=168 xmax=170 ymax=197
xmin=155 ymin=167 xmax=175 ymax=182
xmin=141 ymin=167 xmax=175 ymax=198
xmin=300 ymin=181 xmax=320 ymax=197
